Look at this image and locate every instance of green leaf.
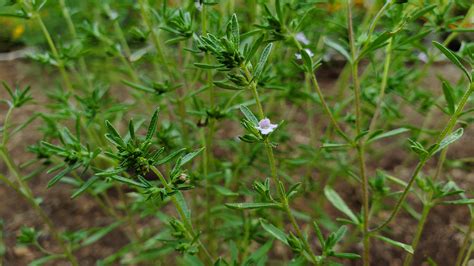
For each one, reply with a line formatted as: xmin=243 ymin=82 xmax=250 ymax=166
xmin=260 ymin=219 xmax=288 ymax=245
xmin=146 ymin=109 xmax=159 ymax=141
xmin=325 ymin=39 xmax=351 ymax=62
xmin=240 ymin=105 xmax=259 ymax=125
xmin=333 ymin=225 xmax=347 ymax=244
xmin=245 ymin=34 xmax=264 ymax=61
xmin=324 ymin=187 xmax=359 ymax=224
xmin=214 ymin=80 xmax=244 ymax=90
xmin=174 ymin=192 xmax=191 ymax=220
xmin=243 ymin=240 xmax=272 ymax=265
xmin=71 ymin=175 xmax=100 ymax=199
xmin=321 ymin=143 xmax=351 ymax=149
xmin=312 ymin=221 xmax=326 ymax=249
xmin=128 ymin=120 xmax=136 ymax=141
xmin=433 ymin=41 xmax=471 ymax=82
xmin=213 ymin=185 xmax=239 ymax=196
xmin=254 ymin=43 xmax=273 ymax=80
xmin=230 ymin=14 xmax=240 ymax=47
xmin=121 ymin=80 xmax=154 ymax=93
xmin=110 ymin=175 xmax=148 ymax=188
xmin=105 ymin=121 xmax=125 ymax=147
xmin=179 ymin=148 xmax=204 ymax=167
xmin=375 ymin=235 xmax=414 ymax=254
xmin=331 ymin=252 xmax=361 ymax=259
xmin=194 ymin=63 xmax=222 ymax=69
xmin=441 ymin=199 xmax=474 ymax=205
xmin=441 ymin=80 xmax=456 ymax=114
xmin=81 ymin=221 xmax=122 ymax=247
xmin=156 ymin=148 xmax=186 ymax=165
xmin=432 ymin=128 xmax=464 ymax=155
xmin=29 ymin=255 xmax=63 ymax=266
xmin=225 ymin=202 xmax=281 ymax=210
xmin=359 ymin=32 xmax=393 ymax=59
xmin=300 ymin=48 xmax=313 ymax=72
xmin=47 ymin=166 xmax=74 ymax=188
xmin=367 ymin=128 xmax=410 ymax=144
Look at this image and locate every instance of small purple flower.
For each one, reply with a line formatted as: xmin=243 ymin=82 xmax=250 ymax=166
xmin=295 ymin=32 xmax=310 ymax=45
xmin=256 ymin=118 xmax=278 ymax=135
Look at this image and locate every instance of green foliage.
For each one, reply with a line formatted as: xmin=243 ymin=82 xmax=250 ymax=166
xmin=0 ymin=0 xmax=472 ymax=265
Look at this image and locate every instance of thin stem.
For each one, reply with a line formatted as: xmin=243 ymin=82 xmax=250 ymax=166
xmin=367 ymin=38 xmax=393 ymax=133
xmin=137 ymin=0 xmax=171 ymax=76
xmin=242 ymin=63 xmax=319 ymax=264
xmin=0 ymin=148 xmax=78 ymax=266
xmin=403 ymin=203 xmax=432 ymax=266
xmin=456 ymin=219 xmax=474 ymax=266
xmin=405 ymin=147 xmax=448 ymax=264
xmin=310 ymin=73 xmax=352 ymax=143
xmin=150 ymin=166 xmax=213 ymax=263
xmin=59 ymin=0 xmax=91 ymax=89
xmin=371 ymin=81 xmax=474 ymax=232
xmin=2 ymin=108 xmax=13 ymax=146
xmin=35 ymin=14 xmax=73 ymax=92
xmin=347 ymin=2 xmax=370 ymax=265
xmin=1 ymin=106 xmax=77 ymax=264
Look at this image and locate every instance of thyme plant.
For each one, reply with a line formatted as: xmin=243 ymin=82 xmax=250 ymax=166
xmin=0 ymin=0 xmax=473 ymax=265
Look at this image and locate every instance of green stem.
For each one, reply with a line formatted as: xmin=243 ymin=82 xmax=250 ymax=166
xmin=242 ymin=63 xmax=320 ymax=264
xmin=59 ymin=0 xmax=91 ymax=89
xmin=310 ymin=73 xmax=352 ymax=143
xmin=2 ymin=106 xmax=79 ymax=265
xmin=150 ymin=166 xmax=213 ymax=263
xmin=0 ymin=148 xmax=78 ymax=266
xmin=367 ymin=38 xmax=393 ymax=133
xmin=371 ymin=81 xmax=474 ymax=232
xmin=137 ymin=0 xmax=171 ymax=76
xmin=456 ymin=218 xmax=474 ymax=266
xmin=35 ymin=14 xmax=73 ymax=92
xmin=347 ymin=1 xmax=370 ymax=264
xmin=403 ymin=203 xmax=432 ymax=266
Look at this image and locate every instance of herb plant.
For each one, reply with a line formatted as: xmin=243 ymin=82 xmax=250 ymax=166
xmin=0 ymin=0 xmax=473 ymax=265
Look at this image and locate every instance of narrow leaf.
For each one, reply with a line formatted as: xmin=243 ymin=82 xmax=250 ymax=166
xmin=174 ymin=192 xmax=191 ymax=220
xmin=213 ymin=185 xmax=239 ymax=196
xmin=71 ymin=176 xmax=100 ymax=199
xmin=146 ymin=109 xmax=159 ymax=140
xmin=240 ymin=105 xmax=259 ymax=125
xmin=194 ymin=63 xmax=222 ymax=69
xmin=179 ymin=148 xmax=204 ymax=167
xmin=324 ymin=187 xmax=359 ymax=224
xmin=375 ymin=235 xmax=414 ymax=254
xmin=110 ymin=175 xmax=148 ymax=188
xmin=214 ymin=80 xmax=244 ymax=90
xmin=367 ymin=128 xmax=410 ymax=143
xmin=81 ymin=221 xmax=122 ymax=247
xmin=260 ymin=219 xmax=288 ymax=245
xmin=254 ymin=43 xmax=273 ymax=80
xmin=432 ymin=128 xmax=464 ymax=155
xmin=156 ymin=148 xmax=186 ymax=165
xmin=442 ymin=80 xmax=456 ymax=114
xmin=325 ymin=39 xmax=351 ymax=62
xmin=225 ymin=202 xmax=281 ymax=210
xmin=441 ymin=199 xmax=474 ymax=205
xmin=433 ymin=41 xmax=471 ymax=82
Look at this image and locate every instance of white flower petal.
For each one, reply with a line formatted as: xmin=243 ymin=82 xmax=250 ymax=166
xmin=295 ymin=32 xmax=310 ymax=45
xmin=195 ymin=1 xmax=203 ymax=11
xmin=260 ymin=128 xmax=273 ymax=135
xmin=256 ymin=118 xmax=278 ymax=135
